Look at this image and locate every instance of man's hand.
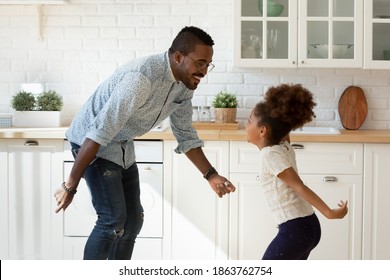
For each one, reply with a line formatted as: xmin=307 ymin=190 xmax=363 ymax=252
xmin=208 ymin=174 xmax=236 ymax=198
xmin=54 ymin=184 xmax=75 ymax=213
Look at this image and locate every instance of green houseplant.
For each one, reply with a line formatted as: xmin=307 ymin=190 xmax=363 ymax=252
xmin=10 ymin=89 xmax=63 ymax=127
xmin=212 ymin=91 xmax=238 ymax=123
xmin=10 ymin=91 xmax=36 ymax=111
xmin=36 ymin=90 xmax=63 ymax=111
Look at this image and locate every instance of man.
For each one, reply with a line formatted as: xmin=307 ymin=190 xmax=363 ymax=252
xmin=54 ymin=26 xmax=236 ymax=260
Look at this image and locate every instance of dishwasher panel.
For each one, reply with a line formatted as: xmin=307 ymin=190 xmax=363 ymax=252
xmin=63 ymin=141 xmax=163 ymax=238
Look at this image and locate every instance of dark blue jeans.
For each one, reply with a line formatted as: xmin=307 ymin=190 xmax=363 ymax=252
xmin=70 ymin=143 xmax=144 ymax=260
xmin=262 ymin=213 xmax=321 ymax=260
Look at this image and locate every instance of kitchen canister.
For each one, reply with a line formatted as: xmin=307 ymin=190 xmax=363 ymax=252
xmin=198 ymin=106 xmax=211 ymax=122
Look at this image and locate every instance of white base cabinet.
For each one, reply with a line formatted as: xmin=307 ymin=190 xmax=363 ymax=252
xmin=164 ymin=141 xmax=230 ymax=260
xmin=229 ymin=173 xmax=277 ymax=260
xmin=1 ymin=138 xmax=388 ymax=260
xmin=363 ymin=144 xmax=390 ymax=259
xmin=300 ymin=175 xmax=362 ymax=259
xmin=229 ymin=141 xmax=363 ymax=260
xmin=0 ymin=139 xmax=64 ymax=260
xmin=229 ymin=173 xmax=363 ymax=260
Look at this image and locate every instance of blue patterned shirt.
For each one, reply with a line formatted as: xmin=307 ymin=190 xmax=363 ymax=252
xmin=65 ymin=52 xmax=203 ymax=168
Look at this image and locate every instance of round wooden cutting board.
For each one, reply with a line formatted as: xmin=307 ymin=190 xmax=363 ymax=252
xmin=338 ymin=86 xmax=368 ymax=130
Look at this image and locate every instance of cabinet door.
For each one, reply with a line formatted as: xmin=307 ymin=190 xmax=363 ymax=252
xmin=168 ymin=141 xmax=230 ymax=260
xmin=301 ymin=174 xmax=362 ymax=260
xmin=363 ymin=144 xmax=390 ymax=259
xmin=229 ymin=140 xmax=363 ymax=259
xmin=292 ymin=142 xmax=363 ymax=175
xmin=299 ymin=0 xmax=363 ymax=68
xmin=229 ymin=173 xmax=277 ymax=260
xmin=229 ymin=173 xmax=362 ymax=260
xmin=0 ymin=140 xmax=8 ymax=259
xmin=0 ymin=139 xmax=63 ymax=259
xmin=230 ymin=141 xmax=260 ymax=173
xmin=234 ymin=0 xmax=298 ymax=68
xmin=234 ymin=0 xmax=363 ymax=68
xmin=364 ymin=0 xmax=390 ymax=69
xmin=230 ymin=141 xmax=364 ymax=175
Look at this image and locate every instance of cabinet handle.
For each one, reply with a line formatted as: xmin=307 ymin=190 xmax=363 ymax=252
xmin=24 ymin=140 xmax=39 ymax=146
xmin=256 ymin=175 xmax=260 ymax=181
xmin=291 ymin=144 xmax=304 ymax=149
xmin=141 ymin=166 xmax=152 ymax=171
xmin=322 ymin=176 xmax=337 ymax=182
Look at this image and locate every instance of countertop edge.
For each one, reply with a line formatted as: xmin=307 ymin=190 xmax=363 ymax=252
xmin=1 ymin=127 xmax=390 ymax=143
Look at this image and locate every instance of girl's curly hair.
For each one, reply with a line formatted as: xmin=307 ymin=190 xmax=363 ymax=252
xmin=254 ymin=84 xmax=316 ymax=144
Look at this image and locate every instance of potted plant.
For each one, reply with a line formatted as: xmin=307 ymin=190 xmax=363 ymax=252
xmin=10 ymin=91 xmax=36 ymax=111
xmin=11 ymin=89 xmax=63 ymax=127
xmin=212 ymin=91 xmax=238 ymax=123
xmin=36 ymin=90 xmax=63 ymax=111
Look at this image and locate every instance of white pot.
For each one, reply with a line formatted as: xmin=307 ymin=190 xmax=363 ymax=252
xmin=13 ymin=111 xmax=61 ymax=127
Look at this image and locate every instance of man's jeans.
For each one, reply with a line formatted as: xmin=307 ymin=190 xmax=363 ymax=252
xmin=70 ymin=143 xmax=144 ymax=260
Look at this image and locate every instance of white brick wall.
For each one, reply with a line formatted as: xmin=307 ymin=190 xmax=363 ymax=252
xmin=0 ymin=0 xmax=390 ymax=129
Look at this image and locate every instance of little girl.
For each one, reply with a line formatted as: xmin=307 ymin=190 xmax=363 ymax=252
xmin=246 ymin=83 xmax=348 ymax=260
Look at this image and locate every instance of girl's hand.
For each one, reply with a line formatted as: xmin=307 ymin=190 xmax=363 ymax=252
xmin=328 ymin=200 xmax=348 ymax=219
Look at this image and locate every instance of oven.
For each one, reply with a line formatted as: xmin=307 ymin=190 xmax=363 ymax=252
xmin=62 ymin=140 xmax=164 ymax=259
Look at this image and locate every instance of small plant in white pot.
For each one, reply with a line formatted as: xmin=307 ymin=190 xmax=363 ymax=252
xmin=36 ymin=90 xmax=63 ymax=111
xmin=10 ymin=91 xmax=36 ymax=111
xmin=212 ymin=91 xmax=238 ymax=123
xmin=11 ymin=90 xmax=63 ymax=127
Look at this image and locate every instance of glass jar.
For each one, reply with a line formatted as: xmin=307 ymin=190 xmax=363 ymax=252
xmin=198 ymin=106 xmax=211 ymax=122
xmin=192 ymin=106 xmax=200 ymax=121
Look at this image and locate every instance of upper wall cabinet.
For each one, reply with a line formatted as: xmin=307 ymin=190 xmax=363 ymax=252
xmin=234 ymin=0 xmax=298 ymax=68
xmin=234 ymin=0 xmax=363 ymax=68
xmin=364 ymin=0 xmax=390 ymax=69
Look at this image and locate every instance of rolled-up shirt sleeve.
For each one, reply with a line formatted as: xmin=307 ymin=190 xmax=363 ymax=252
xmin=169 ymin=98 xmax=204 ymax=154
xmin=86 ymin=129 xmax=112 ymax=147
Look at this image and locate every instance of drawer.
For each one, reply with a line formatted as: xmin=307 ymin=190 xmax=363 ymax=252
xmin=293 ymin=142 xmax=363 ymax=175
xmin=63 ymin=140 xmax=163 ymax=162
xmin=230 ymin=141 xmax=261 ymax=173
xmin=230 ymin=141 xmax=363 ymax=175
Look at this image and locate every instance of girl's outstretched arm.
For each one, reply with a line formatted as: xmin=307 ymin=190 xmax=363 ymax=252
xmin=278 ymin=167 xmax=348 ymax=219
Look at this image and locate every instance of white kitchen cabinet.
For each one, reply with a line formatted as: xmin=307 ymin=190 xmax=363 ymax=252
xmin=229 ymin=141 xmax=363 ymax=259
xmin=61 ymin=140 xmax=165 ymax=260
xmin=364 ymin=0 xmax=390 ymax=69
xmin=164 ymin=140 xmax=230 ymax=260
xmin=229 ymin=172 xmax=277 ymax=259
xmin=0 ymin=139 xmax=64 ymax=260
xmin=234 ymin=0 xmax=298 ymax=67
xmin=300 ymin=175 xmax=362 ymax=259
xmin=363 ymin=144 xmax=390 ymax=259
xmin=234 ymin=0 xmax=363 ymax=68
xmin=292 ymin=142 xmax=363 ymax=175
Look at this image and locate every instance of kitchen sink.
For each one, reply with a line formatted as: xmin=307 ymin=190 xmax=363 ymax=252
xmin=291 ymin=126 xmax=340 ymax=135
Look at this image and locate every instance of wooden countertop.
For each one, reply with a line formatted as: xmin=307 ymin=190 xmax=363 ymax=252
xmin=220 ymin=129 xmax=390 ymax=143
xmin=1 ymin=127 xmax=390 ymax=143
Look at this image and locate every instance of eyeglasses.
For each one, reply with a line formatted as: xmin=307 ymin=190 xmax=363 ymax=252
xmin=185 ymin=54 xmax=215 ymax=73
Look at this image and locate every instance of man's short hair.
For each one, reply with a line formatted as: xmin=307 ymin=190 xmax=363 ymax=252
xmin=169 ymin=26 xmax=214 ymax=55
